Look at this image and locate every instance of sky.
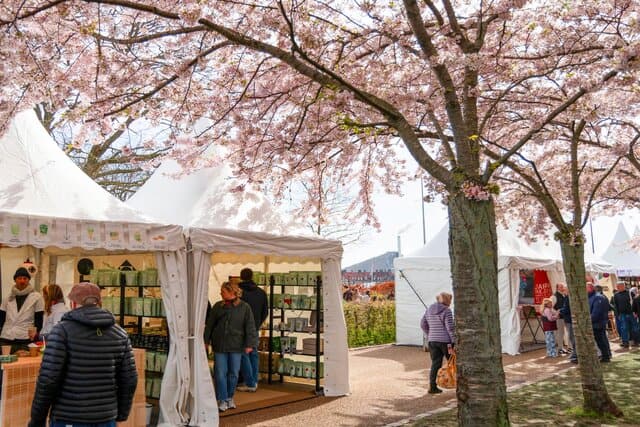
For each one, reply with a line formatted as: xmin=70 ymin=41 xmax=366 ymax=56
xmin=341 ymin=181 xmax=640 ymax=268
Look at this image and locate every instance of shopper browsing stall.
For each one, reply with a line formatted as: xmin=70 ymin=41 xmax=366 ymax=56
xmin=39 ymin=284 xmax=69 ymax=337
xmin=237 ymin=268 xmax=268 ymax=393
xmin=0 ymin=267 xmax=44 ymax=352
xmin=540 ymin=298 xmax=559 ymax=358
xmin=204 ymin=282 xmax=257 ymax=412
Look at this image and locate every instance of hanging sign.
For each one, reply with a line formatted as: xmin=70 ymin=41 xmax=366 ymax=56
xmin=128 ymin=225 xmax=147 ymax=250
xmin=81 ymin=222 xmax=101 ymax=248
xmin=56 ymin=220 xmax=76 ymax=248
xmin=3 ymin=216 xmax=29 ymax=245
xmin=149 ymin=229 xmax=169 ymax=250
xmin=31 ymin=220 xmax=53 ymax=245
xmin=533 ymin=269 xmax=552 ymax=307
xmin=105 ymin=223 xmax=125 ymax=250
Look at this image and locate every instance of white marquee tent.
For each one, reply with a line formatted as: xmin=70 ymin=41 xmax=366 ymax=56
xmin=0 ymin=109 xmax=190 ymax=425
xmin=601 ymin=222 xmax=640 ymax=277
xmin=128 ymin=160 xmax=350 ymax=426
xmin=394 ymin=223 xmax=614 ymax=355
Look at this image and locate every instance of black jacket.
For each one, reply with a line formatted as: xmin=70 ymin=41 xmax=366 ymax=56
xmin=29 ymin=306 xmax=138 ymax=426
xmin=239 ymin=280 xmax=268 ymax=331
xmin=204 ymin=299 xmax=257 ymax=351
xmin=612 ymin=290 xmax=633 ymax=315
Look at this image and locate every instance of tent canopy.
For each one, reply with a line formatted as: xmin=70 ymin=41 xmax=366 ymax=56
xmin=394 ymin=223 xmax=614 ymax=354
xmin=0 ymin=110 xmax=183 ymax=251
xmin=601 ymin=222 xmax=640 ymax=276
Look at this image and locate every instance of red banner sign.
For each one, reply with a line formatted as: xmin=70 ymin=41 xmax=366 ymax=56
xmin=533 ymin=269 xmax=552 ymax=307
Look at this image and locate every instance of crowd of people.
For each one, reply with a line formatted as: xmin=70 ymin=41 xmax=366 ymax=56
xmin=0 ymin=266 xmax=137 ymax=427
xmin=342 ymin=284 xmax=394 ymax=302
xmin=419 ymin=279 xmax=640 ymax=396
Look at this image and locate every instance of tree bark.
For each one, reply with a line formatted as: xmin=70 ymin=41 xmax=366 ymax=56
xmin=559 ymin=242 xmax=622 ymax=416
xmin=448 ymin=193 xmax=510 ymax=426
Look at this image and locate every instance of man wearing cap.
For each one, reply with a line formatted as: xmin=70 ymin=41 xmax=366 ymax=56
xmin=0 ymin=267 xmax=44 ymax=352
xmin=29 ymin=282 xmax=137 ymax=427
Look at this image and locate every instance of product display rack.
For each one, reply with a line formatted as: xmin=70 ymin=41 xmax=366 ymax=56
xmin=267 ymin=274 xmax=323 ymax=393
xmin=99 ymin=270 xmax=168 ymax=403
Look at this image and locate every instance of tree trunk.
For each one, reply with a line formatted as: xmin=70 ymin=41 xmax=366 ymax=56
xmin=448 ymin=193 xmax=510 ymax=426
xmin=559 ymin=242 xmax=622 ymax=416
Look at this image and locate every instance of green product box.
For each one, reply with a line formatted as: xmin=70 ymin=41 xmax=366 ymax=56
xmin=151 ymin=377 xmax=162 ymax=398
xmin=112 ymin=297 xmax=121 ymax=315
xmin=284 ymin=272 xmax=298 ymax=286
xmin=310 ymin=362 xmax=324 ymax=378
xmin=280 ymin=336 xmax=297 ymax=353
xmin=123 ymin=271 xmax=138 ymax=287
xmin=308 ymin=271 xmax=322 ymax=286
xmin=273 ymin=294 xmax=283 ymax=309
xmin=253 ymin=272 xmax=265 ymax=285
xmin=141 ymin=268 xmax=158 ymax=286
xmin=303 ymin=361 xmax=314 ymax=378
xmin=294 ymin=361 xmax=305 ymax=377
xmin=159 ymin=299 xmax=165 ymax=317
xmin=101 ymin=296 xmax=112 ymax=313
xmin=145 ymin=378 xmax=153 ymax=397
xmin=134 ymin=297 xmax=145 ymax=316
xmin=145 ymin=351 xmax=156 ymax=372
xmin=155 ymin=352 xmax=167 ymax=373
xmin=271 ymin=273 xmax=284 ymax=285
xmin=296 ymin=272 xmax=308 ymax=286
xmin=143 ymin=298 xmax=153 ymax=317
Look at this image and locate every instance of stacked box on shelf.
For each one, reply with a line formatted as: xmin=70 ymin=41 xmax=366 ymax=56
xmin=140 ymin=268 xmax=158 ymax=286
xmin=271 ymin=273 xmax=284 ymax=285
xmin=258 ymin=351 xmax=280 ymax=373
xmin=296 ymin=272 xmax=308 ymax=286
xmin=302 ymin=337 xmax=323 ymax=355
xmin=280 ymin=336 xmax=297 ymax=354
xmin=253 ymin=272 xmax=265 ymax=285
xmin=284 ymin=272 xmax=297 ymax=286
xmin=123 ymin=271 xmax=138 ymax=287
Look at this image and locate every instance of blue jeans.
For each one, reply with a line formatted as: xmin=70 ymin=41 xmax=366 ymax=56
xmin=240 ymin=347 xmax=259 ymax=387
xmin=213 ymin=352 xmax=242 ymax=401
xmin=544 ymin=331 xmax=557 ymax=357
xmin=616 ymin=313 xmax=635 ymax=344
xmin=50 ymin=421 xmax=116 ymax=427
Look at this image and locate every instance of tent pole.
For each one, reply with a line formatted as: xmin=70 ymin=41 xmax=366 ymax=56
xmin=398 ymin=269 xmax=428 ymax=309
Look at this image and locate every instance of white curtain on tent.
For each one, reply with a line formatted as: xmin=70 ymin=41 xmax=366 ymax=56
xmin=320 ymin=257 xmax=350 ymax=396
xmin=188 ymin=249 xmax=218 ymax=426
xmin=501 ymin=267 xmax=521 ymax=355
xmin=156 ymin=250 xmax=191 ymax=426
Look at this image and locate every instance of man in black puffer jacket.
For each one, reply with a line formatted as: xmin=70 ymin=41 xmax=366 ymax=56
xmin=29 ymin=282 xmax=137 ymax=427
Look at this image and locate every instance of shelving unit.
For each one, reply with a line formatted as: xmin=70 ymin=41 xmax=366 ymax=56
xmin=267 ymin=273 xmax=323 ymax=393
xmin=97 ymin=268 xmax=168 ymax=403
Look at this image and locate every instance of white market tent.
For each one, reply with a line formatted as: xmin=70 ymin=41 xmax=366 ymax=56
xmin=601 ymin=222 xmax=640 ymax=277
xmin=128 ymin=160 xmax=350 ymax=426
xmin=394 ymin=223 xmax=614 ymax=355
xmin=0 ymin=110 xmax=190 ymax=424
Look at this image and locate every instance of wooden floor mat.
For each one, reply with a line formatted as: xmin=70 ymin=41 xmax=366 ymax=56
xmin=220 ymin=382 xmax=318 ymax=416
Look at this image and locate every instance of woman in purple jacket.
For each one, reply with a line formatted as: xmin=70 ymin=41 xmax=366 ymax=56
xmin=420 ymin=292 xmax=455 ymax=394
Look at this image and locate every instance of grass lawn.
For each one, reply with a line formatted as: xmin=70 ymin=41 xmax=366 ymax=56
xmin=412 ymin=352 xmax=640 ymax=426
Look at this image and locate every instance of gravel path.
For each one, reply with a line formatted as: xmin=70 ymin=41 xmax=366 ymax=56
xmin=221 ymin=344 xmax=582 ymax=427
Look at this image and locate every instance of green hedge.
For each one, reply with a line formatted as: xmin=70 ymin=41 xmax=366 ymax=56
xmin=343 ymin=301 xmax=395 ymax=348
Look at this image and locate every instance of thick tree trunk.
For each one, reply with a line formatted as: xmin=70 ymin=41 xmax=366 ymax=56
xmin=559 ymin=242 xmax=622 ymax=416
xmin=448 ymin=194 xmax=509 ymax=426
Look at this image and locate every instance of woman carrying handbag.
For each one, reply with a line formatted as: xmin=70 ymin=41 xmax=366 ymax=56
xmin=420 ymin=292 xmax=455 ymax=394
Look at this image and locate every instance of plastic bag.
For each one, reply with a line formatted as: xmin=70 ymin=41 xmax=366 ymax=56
xmin=436 ymin=353 xmax=457 ymax=389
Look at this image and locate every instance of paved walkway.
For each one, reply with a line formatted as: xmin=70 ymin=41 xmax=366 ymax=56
xmin=220 ymin=342 xmax=612 ymax=427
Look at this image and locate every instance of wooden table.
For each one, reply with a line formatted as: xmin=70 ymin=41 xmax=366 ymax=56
xmin=0 ymin=349 xmax=147 ymax=427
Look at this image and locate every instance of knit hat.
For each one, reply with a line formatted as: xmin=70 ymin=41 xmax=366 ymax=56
xmin=68 ymin=282 xmax=102 ymax=306
xmin=13 ymin=267 xmax=31 ymax=280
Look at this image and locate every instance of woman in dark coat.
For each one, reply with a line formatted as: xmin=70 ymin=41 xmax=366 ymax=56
xmin=204 ymin=282 xmax=256 ymax=412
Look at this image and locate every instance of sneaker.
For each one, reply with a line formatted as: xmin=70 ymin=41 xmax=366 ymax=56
xmin=621 ymin=343 xmax=629 ymax=348
xmin=226 ymin=398 xmax=236 ymax=409
xmin=569 ymin=359 xmax=578 ymax=364
xmin=236 ymin=384 xmax=257 ymax=392
xmin=428 ymin=387 xmax=443 ymax=394
xmin=218 ymin=400 xmax=228 ymax=412
xmin=558 ymin=349 xmax=567 ymax=355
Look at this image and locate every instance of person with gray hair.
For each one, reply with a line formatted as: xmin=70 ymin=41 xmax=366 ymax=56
xmin=420 ymin=292 xmax=455 ymax=394
xmin=29 ymin=282 xmax=137 ymax=427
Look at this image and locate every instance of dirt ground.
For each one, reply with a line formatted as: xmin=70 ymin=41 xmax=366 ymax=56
xmin=220 ymin=343 xmax=597 ymax=427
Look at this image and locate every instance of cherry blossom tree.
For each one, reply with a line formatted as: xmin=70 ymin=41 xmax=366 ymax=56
xmin=3 ymin=1 xmax=640 ymax=424
xmin=490 ymin=114 xmax=640 ymax=417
